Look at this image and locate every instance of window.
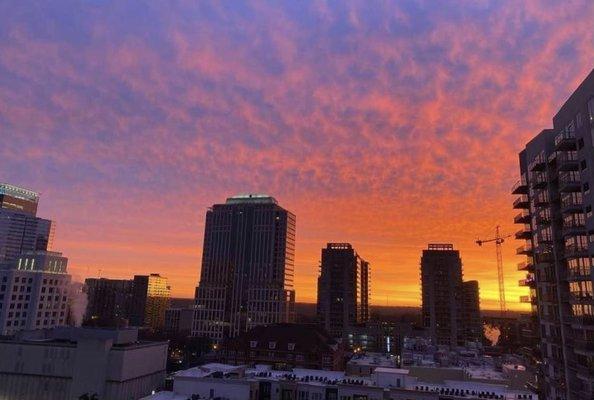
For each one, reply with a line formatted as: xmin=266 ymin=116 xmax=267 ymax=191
xmin=584 ymin=182 xmax=590 ymax=194
xmin=288 ymin=343 xmax=296 ymax=351
xmin=582 ymin=160 xmax=588 ymax=170
xmin=250 ymin=341 xmax=258 ymax=348
xmin=268 ymin=341 xmax=276 ymax=350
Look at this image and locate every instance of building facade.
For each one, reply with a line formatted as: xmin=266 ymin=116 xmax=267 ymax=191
xmin=421 ymin=244 xmax=481 ymax=346
xmin=0 ymin=327 xmax=167 ymax=400
xmin=83 ymin=278 xmax=134 ymax=326
xmin=217 ymin=323 xmax=344 ymax=371
xmin=84 ymin=274 xmax=171 ymax=329
xmin=0 ymin=250 xmax=71 ymax=335
xmin=164 ymin=307 xmax=195 ymax=335
xmin=462 ymin=280 xmax=482 ymax=343
xmin=512 ymin=69 xmax=594 ymax=400
xmin=317 ymin=243 xmax=370 ymax=338
xmin=142 ymin=362 xmax=538 ymax=400
xmin=193 ymin=194 xmax=296 ymax=341
xmin=0 ymin=183 xmax=53 ymax=266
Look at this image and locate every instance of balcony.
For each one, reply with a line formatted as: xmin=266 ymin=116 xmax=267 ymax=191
xmin=535 ymin=214 xmax=551 ymax=225
xmin=531 ymin=171 xmax=548 ymax=189
xmin=529 ymin=153 xmax=547 ymax=171
xmin=565 ymin=244 xmax=588 ymax=257
xmin=562 ymin=220 xmax=586 ymax=238
xmin=519 ymin=295 xmax=537 ymax=305
xmin=558 ymin=171 xmax=581 ymax=192
xmin=555 ymin=130 xmax=577 ymax=150
xmin=575 ymin=339 xmax=594 ymax=355
xmin=516 ymin=244 xmax=533 ymax=256
xmin=557 ymin=150 xmax=579 ymax=171
xmin=535 ymin=252 xmax=554 ymax=264
xmin=511 ymin=179 xmax=528 ymax=195
xmin=572 ymin=315 xmax=594 ymax=327
xmin=513 ymin=195 xmax=530 ymax=209
xmin=515 ymin=225 xmax=532 ymax=240
xmin=513 ymin=211 xmax=531 ymax=224
xmin=519 ymin=273 xmax=536 ymax=288
xmin=561 ymin=193 xmax=583 ymax=213
xmin=517 ymin=261 xmax=534 ymax=271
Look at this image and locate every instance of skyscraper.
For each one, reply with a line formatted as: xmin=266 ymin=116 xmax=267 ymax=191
xmin=0 ymin=250 xmax=71 ymax=335
xmin=316 ymin=243 xmax=370 ymax=338
xmin=83 ymin=278 xmax=134 ymax=326
xmin=193 ymin=194 xmax=296 ymax=341
xmin=130 ymin=273 xmax=171 ymax=329
xmin=421 ymin=244 xmax=463 ymax=346
xmin=0 ymin=183 xmax=53 ymax=265
xmin=512 ymin=69 xmax=594 ymax=400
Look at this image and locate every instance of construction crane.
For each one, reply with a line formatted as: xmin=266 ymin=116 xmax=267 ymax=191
xmin=476 ymin=226 xmax=512 ymax=315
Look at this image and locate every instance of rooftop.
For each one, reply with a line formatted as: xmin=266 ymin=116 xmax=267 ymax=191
xmin=427 ymin=244 xmax=454 ymax=251
xmin=225 ymin=193 xmax=278 ymax=205
xmin=0 ymin=183 xmax=39 ymax=203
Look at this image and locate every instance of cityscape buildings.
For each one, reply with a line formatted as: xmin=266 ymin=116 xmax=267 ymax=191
xmin=84 ymin=274 xmax=171 ymax=329
xmin=193 ymin=194 xmax=296 ymax=341
xmin=0 ymin=183 xmax=53 ymax=266
xmin=142 ymin=362 xmax=537 ymax=400
xmin=316 ymin=243 xmax=370 ymax=338
xmin=420 ymin=244 xmax=482 ymax=346
xmin=0 ymin=250 xmax=71 ymax=335
xmin=0 ymin=327 xmax=167 ymax=400
xmin=513 ymin=69 xmax=594 ymax=400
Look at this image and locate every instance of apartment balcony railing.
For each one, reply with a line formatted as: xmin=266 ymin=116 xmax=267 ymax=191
xmin=567 ymin=267 xmax=592 ymax=281
xmin=565 ymin=244 xmax=589 ymax=258
xmin=511 ymin=179 xmax=529 ymax=195
xmin=535 ymin=251 xmax=554 ymax=264
xmin=529 ymin=153 xmax=547 ymax=171
xmin=572 ymin=315 xmax=594 ymax=327
xmin=557 ymin=150 xmax=579 ymax=171
xmin=516 ymin=244 xmax=533 ymax=256
xmin=517 ymin=261 xmax=534 ymax=271
xmin=513 ymin=211 xmax=531 ymax=224
xmin=515 ymin=225 xmax=532 ymax=240
xmin=513 ymin=195 xmax=530 ymax=209
xmin=535 ymin=214 xmax=551 ymax=225
xmin=519 ymin=295 xmax=537 ymax=305
xmin=562 ymin=220 xmax=586 ymax=238
xmin=531 ymin=171 xmax=548 ymax=189
xmin=560 ymin=193 xmax=583 ymax=213
xmin=519 ymin=273 xmax=536 ymax=288
xmin=554 ymin=130 xmax=577 ymax=150
xmin=558 ymin=170 xmax=581 ymax=192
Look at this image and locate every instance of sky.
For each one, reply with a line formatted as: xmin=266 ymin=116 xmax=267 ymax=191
xmin=1 ymin=0 xmax=593 ymax=310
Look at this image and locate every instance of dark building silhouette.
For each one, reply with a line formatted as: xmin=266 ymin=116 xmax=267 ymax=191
xmin=218 ymin=323 xmax=344 ymax=371
xmin=0 ymin=183 xmax=53 ymax=265
xmin=421 ymin=244 xmax=481 ymax=346
xmin=83 ymin=278 xmax=134 ymax=326
xmin=193 ymin=194 xmax=296 ymax=341
xmin=512 ymin=69 xmax=594 ymax=400
xmin=462 ymin=280 xmax=482 ymax=342
xmin=317 ymin=243 xmax=370 ymax=339
xmin=83 ymin=274 xmax=170 ymax=329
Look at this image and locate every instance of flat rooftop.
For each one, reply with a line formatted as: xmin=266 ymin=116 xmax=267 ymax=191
xmin=225 ymin=194 xmax=278 ymax=205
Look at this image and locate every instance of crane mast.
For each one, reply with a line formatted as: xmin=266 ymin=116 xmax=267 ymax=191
xmin=476 ymin=225 xmax=511 ymax=315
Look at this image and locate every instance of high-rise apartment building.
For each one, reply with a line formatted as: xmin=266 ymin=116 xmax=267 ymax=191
xmin=0 ymin=250 xmax=71 ymax=335
xmin=512 ymin=69 xmax=594 ymax=400
xmin=420 ymin=244 xmax=481 ymax=346
xmin=316 ymin=243 xmax=370 ymax=338
xmin=193 ymin=194 xmax=296 ymax=341
xmin=421 ymin=244 xmax=463 ymax=346
xmin=0 ymin=183 xmax=53 ymax=265
xmin=83 ymin=278 xmax=134 ymax=326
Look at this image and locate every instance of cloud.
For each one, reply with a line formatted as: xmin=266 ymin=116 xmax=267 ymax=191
xmin=1 ymin=0 xmax=593 ymax=309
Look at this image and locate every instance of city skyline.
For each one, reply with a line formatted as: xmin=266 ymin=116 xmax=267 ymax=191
xmin=2 ymin=1 xmax=594 ymax=310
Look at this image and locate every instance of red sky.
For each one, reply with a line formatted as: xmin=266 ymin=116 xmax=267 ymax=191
xmin=2 ymin=1 xmax=593 ymax=310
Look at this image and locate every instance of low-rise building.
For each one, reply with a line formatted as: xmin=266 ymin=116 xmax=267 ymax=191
xmin=218 ymin=323 xmax=344 ymax=371
xmin=346 ymin=352 xmax=399 ymax=376
xmin=0 ymin=326 xmax=168 ymax=400
xmin=142 ymin=362 xmax=538 ymax=400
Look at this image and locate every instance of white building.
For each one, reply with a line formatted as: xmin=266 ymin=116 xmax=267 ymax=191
xmin=0 ymin=326 xmax=168 ymax=400
xmin=0 ymin=250 xmax=71 ymax=335
xmin=142 ymin=362 xmax=537 ymax=400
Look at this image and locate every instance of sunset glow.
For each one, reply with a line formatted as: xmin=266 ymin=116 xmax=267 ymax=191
xmin=2 ymin=1 xmax=594 ymax=310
